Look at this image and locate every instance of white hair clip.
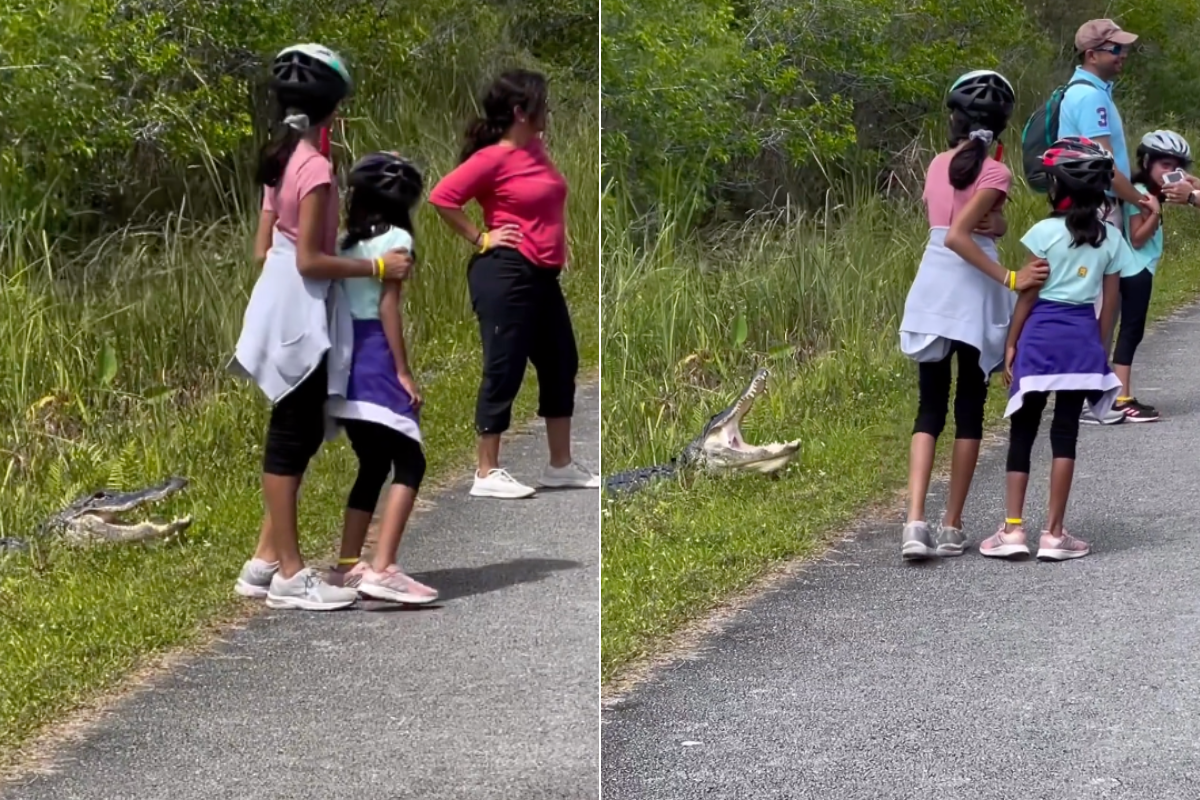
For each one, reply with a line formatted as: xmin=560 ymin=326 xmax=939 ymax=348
xmin=283 ymin=112 xmax=311 ymax=132
xmin=969 ymin=129 xmax=994 ymax=146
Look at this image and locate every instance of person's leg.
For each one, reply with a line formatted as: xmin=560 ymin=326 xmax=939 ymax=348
xmin=937 ymin=344 xmax=989 ymax=555
xmin=468 ymin=252 xmax=538 ymax=498
xmin=327 ymin=420 xmax=393 ymax=586
xmin=253 ymin=362 xmax=358 ymax=610
xmin=1112 ymin=268 xmax=1157 ymax=420
xmin=357 ymin=431 xmax=437 ymax=604
xmin=902 ymin=350 xmax=952 ymax=559
xmin=1039 ymin=390 xmax=1091 ymax=560
xmin=979 ymin=391 xmax=1047 ymax=558
xmin=235 ymin=363 xmax=328 ymax=598
xmin=528 ymin=271 xmax=597 ymax=488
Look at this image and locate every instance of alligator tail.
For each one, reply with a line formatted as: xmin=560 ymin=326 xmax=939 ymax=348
xmin=602 ymin=462 xmax=678 ymax=494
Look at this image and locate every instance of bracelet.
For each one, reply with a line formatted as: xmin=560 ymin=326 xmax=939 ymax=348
xmin=374 ymin=257 xmax=385 ymax=281
xmin=478 ymin=231 xmax=490 ymax=253
xmin=1006 ymin=270 xmax=1016 ymax=291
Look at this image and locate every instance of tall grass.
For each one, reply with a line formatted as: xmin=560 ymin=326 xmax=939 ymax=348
xmin=600 ymin=144 xmax=1200 ymax=683
xmin=0 ymin=78 xmax=599 ymax=755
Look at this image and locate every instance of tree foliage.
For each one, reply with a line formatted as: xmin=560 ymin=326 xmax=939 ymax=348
xmin=604 ymin=0 xmax=1200 ymax=216
xmin=0 ymin=0 xmax=594 ymax=229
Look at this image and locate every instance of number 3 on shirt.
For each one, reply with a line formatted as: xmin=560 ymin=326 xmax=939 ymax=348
xmin=1096 ymin=107 xmax=1108 ymax=129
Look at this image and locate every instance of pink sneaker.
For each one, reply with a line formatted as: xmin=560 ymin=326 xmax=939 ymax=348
xmin=1037 ymin=529 xmax=1090 ymax=561
xmin=358 ymin=564 xmax=439 ymax=605
xmin=326 ymin=561 xmax=369 ymax=589
xmin=979 ymin=523 xmax=1030 ymax=559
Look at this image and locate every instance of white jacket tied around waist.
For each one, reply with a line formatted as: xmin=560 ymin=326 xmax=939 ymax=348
xmin=228 ymin=229 xmax=352 ymax=417
xmin=899 ymin=227 xmax=1016 ymax=379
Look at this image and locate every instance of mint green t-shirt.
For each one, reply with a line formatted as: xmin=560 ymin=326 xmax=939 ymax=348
xmin=338 ymin=227 xmax=414 ymax=321
xmin=1020 ymin=217 xmax=1139 ymax=306
xmin=1121 ymin=182 xmax=1164 ymax=277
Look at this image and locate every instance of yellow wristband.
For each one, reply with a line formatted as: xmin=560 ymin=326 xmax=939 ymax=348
xmin=1007 ymin=271 xmax=1016 ymax=291
xmin=375 ymin=257 xmax=385 ymax=281
xmin=1005 ymin=518 xmax=1022 ymax=525
xmin=478 ymin=231 xmax=490 ymax=253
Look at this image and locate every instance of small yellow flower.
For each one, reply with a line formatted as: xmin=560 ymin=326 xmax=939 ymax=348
xmin=1077 ymin=265 xmax=1088 ymax=278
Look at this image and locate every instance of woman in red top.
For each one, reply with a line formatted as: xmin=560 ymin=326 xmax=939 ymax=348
xmin=430 ymin=70 xmax=598 ymax=499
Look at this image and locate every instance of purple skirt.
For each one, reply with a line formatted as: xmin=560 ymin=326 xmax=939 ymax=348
xmin=329 ymin=320 xmax=422 ymax=444
xmin=1004 ymin=299 xmax=1122 ymax=419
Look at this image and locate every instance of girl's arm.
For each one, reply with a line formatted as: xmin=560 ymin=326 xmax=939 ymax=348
xmin=1099 ymin=272 xmax=1121 ymax=346
xmin=1127 ymin=207 xmax=1161 ymax=249
xmin=295 ymin=187 xmax=411 ymax=280
xmin=946 ymin=189 xmax=1046 ymax=290
xmin=1007 ymin=289 xmax=1038 ymax=350
xmin=429 ymin=150 xmax=523 ymax=251
xmin=254 ymin=209 xmax=277 ymax=267
xmin=379 ymin=281 xmax=410 ymax=376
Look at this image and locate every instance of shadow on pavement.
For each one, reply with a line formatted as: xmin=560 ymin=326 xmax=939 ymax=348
xmin=409 ymin=557 xmax=584 ymax=602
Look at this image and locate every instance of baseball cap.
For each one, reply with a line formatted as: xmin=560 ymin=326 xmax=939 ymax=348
xmin=1075 ymin=19 xmax=1138 ymax=52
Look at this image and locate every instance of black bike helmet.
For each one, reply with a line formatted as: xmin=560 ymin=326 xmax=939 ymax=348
xmin=269 ymin=44 xmax=352 ymax=103
xmin=946 ymin=69 xmax=1016 ymax=124
xmin=1043 ymin=136 xmax=1115 ymax=194
xmin=348 ymin=152 xmax=424 ymax=206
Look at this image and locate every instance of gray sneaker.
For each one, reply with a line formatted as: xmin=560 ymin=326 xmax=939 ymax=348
xmin=1080 ymin=405 xmax=1126 ymax=425
xmin=234 ymin=558 xmax=279 ymax=599
xmin=265 ymin=567 xmax=359 ymax=611
xmin=936 ymin=524 xmax=967 ymax=557
xmin=901 ymin=522 xmax=937 ymax=560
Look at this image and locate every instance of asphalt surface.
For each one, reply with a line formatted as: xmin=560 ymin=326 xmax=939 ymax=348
xmin=4 ymin=384 xmax=599 ymax=800
xmin=602 ymin=305 xmax=1200 ymax=799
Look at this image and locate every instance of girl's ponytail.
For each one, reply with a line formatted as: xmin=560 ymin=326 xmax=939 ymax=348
xmin=256 ymin=125 xmax=303 ymax=189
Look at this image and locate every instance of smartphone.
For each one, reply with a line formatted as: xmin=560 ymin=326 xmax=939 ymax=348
xmin=1163 ymin=169 xmax=1187 ymax=185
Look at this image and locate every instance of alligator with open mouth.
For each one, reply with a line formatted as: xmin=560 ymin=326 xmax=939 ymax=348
xmin=604 ymin=369 xmax=802 ymax=494
xmin=0 ymin=476 xmax=193 ymax=553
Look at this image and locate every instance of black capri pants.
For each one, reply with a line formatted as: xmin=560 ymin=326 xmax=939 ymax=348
xmin=1006 ymin=390 xmax=1090 ymax=473
xmin=263 ymin=358 xmax=329 ymax=477
xmin=343 ymin=420 xmax=426 ymax=512
xmin=1112 ymin=268 xmax=1153 ymax=367
xmin=913 ymin=340 xmax=988 ymax=441
xmin=468 ymin=247 xmax=579 ymax=435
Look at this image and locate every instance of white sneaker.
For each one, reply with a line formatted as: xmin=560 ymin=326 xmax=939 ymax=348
xmin=265 ymin=567 xmax=359 ymax=611
xmin=538 ymin=461 xmax=601 ymax=489
xmin=470 ymin=468 xmax=537 ymax=499
xmin=234 ymin=557 xmax=279 ymax=599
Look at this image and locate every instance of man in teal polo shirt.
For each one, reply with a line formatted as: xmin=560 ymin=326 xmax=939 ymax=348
xmin=1058 ymin=18 xmax=1158 ymax=424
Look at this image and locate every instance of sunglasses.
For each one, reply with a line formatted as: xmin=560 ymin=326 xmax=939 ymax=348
xmin=1093 ymin=44 xmax=1126 ymax=56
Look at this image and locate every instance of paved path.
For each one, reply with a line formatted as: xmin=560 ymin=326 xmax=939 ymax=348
xmin=602 ymin=306 xmax=1200 ymax=799
xmin=5 ymin=385 xmax=599 ymax=800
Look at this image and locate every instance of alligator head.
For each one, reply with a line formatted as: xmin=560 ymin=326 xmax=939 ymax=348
xmin=681 ymin=369 xmax=801 ymax=475
xmin=40 ymin=476 xmax=193 ymax=547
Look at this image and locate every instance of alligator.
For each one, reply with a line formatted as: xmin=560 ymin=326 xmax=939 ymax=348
xmin=0 ymin=476 xmax=193 ymax=554
xmin=604 ymin=369 xmax=802 ymax=494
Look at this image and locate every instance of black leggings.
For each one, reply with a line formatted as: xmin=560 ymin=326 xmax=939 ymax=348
xmin=1112 ymin=268 xmax=1153 ymax=367
xmin=913 ymin=341 xmax=988 ymax=441
xmin=343 ymin=420 xmax=426 ymax=513
xmin=262 ymin=359 xmax=328 ymax=477
xmin=468 ymin=247 xmax=579 ymax=435
xmin=1005 ymin=390 xmax=1089 ymax=473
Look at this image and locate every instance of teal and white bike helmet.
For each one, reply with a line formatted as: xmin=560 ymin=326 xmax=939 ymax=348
xmin=270 ymin=44 xmax=352 ymax=101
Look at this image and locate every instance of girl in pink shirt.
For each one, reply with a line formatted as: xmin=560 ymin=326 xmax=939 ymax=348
xmin=897 ymin=70 xmax=1049 ymax=561
xmin=229 ymin=44 xmax=412 ymax=611
xmin=429 ymin=70 xmax=598 ymax=500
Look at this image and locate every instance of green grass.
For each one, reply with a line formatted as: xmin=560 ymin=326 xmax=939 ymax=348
xmin=600 ymin=160 xmax=1200 ymax=685
xmin=0 ymin=87 xmax=598 ymax=755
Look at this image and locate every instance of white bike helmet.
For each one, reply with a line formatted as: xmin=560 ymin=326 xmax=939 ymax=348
xmin=1137 ymin=129 xmax=1192 ymax=168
